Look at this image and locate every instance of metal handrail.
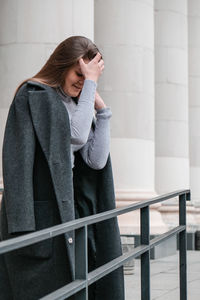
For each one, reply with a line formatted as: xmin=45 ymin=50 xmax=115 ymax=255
xmin=0 ymin=189 xmax=190 ymax=300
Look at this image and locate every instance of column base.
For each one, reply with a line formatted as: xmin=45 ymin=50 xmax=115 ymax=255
xmin=158 ymin=201 xmax=199 ymax=231
xmin=116 ymin=190 xmax=169 ymax=235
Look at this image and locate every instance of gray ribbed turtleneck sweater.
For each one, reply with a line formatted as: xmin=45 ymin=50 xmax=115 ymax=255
xmin=56 ymin=79 xmax=112 ymax=170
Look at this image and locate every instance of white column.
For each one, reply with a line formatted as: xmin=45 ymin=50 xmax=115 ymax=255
xmin=0 ymin=0 xmax=94 ymax=190
xmin=95 ymin=0 xmax=167 ymax=234
xmin=155 ymin=0 xmax=189 ymax=194
xmin=188 ymin=0 xmax=200 ymax=226
xmin=155 ymin=0 xmax=196 ymax=229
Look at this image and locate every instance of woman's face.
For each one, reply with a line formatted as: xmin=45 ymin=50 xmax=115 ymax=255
xmin=63 ymin=58 xmax=89 ymax=97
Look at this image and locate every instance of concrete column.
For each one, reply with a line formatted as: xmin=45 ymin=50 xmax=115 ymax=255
xmin=95 ymin=0 xmax=167 ymax=234
xmin=155 ymin=0 xmax=196 ymax=231
xmin=0 ymin=0 xmax=94 ymax=190
xmin=188 ymin=0 xmax=200 ymax=227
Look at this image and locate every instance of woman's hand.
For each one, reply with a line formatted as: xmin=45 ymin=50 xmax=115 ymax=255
xmin=95 ymin=91 xmax=107 ymax=110
xmin=79 ymin=52 xmax=104 ymax=83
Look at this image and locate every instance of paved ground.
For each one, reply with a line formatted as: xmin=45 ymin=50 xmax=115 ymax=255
xmin=124 ymin=250 xmax=200 ymax=300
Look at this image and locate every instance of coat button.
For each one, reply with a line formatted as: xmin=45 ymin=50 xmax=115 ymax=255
xmin=68 ymin=237 xmax=73 ymax=244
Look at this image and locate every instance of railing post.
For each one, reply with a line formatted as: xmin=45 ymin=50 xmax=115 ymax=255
xmin=75 ymin=226 xmax=88 ymax=300
xmin=179 ymin=193 xmax=187 ymax=300
xmin=140 ymin=206 xmax=150 ymax=300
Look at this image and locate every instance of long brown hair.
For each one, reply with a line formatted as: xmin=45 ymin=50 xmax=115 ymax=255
xmin=14 ymin=36 xmax=100 ymax=96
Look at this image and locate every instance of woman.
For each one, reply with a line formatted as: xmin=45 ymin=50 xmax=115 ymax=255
xmin=0 ymin=36 xmax=124 ymax=300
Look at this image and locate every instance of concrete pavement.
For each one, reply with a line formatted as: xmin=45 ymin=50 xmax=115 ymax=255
xmin=125 ymin=250 xmax=200 ymax=300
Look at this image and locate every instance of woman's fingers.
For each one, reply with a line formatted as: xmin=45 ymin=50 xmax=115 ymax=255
xmin=95 ymin=91 xmax=106 ymax=110
xmin=78 ymin=52 xmax=104 ymax=82
xmin=98 ymin=59 xmax=104 ymax=72
xmin=79 ymin=57 xmax=85 ymax=68
xmin=98 ymin=59 xmax=104 ymax=67
xmin=92 ymin=52 xmax=102 ymax=63
xmin=79 ymin=53 xmax=102 ymax=67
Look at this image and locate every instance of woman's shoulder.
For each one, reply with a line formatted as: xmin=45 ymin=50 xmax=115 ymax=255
xmin=16 ymin=80 xmax=50 ymax=97
xmin=26 ymin=80 xmax=48 ymax=91
xmin=12 ymin=81 xmax=50 ymax=111
xmin=12 ymin=80 xmax=59 ymax=113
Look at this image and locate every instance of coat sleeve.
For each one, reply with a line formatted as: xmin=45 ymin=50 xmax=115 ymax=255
xmin=2 ymin=93 xmax=36 ymax=234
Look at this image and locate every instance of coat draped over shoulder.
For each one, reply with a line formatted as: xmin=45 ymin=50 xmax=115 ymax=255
xmin=0 ymin=81 xmax=124 ymax=300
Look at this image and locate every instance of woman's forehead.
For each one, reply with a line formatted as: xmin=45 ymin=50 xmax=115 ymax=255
xmin=74 ymin=64 xmax=82 ymax=73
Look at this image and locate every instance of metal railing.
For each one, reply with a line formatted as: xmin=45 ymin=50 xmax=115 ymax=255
xmin=0 ymin=189 xmax=190 ymax=300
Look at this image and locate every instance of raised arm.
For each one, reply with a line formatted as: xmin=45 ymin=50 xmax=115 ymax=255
xmin=79 ymin=91 xmax=112 ymax=169
xmin=68 ymin=53 xmax=104 ymax=145
xmin=80 ymin=106 xmax=112 ymax=170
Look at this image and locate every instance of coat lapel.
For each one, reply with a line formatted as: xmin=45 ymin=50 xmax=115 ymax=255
xmin=27 ymin=81 xmax=74 ymax=203
xmin=27 ymin=81 xmax=75 ymax=278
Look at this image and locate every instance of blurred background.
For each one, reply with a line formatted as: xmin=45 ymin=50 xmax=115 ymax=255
xmin=0 ymin=0 xmax=200 ymax=250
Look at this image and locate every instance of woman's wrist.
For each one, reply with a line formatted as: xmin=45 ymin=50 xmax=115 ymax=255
xmin=95 ymin=103 xmax=107 ymax=110
xmin=96 ymin=107 xmax=112 ymax=119
xmin=95 ymin=91 xmax=106 ymax=110
xmin=85 ymin=76 xmax=98 ymax=84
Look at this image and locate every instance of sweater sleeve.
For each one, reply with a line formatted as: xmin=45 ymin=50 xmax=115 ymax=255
xmin=79 ymin=107 xmax=112 ymax=170
xmin=70 ymin=79 xmax=97 ymax=145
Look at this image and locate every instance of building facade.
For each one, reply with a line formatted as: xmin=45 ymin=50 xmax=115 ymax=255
xmin=0 ymin=0 xmax=200 ymax=235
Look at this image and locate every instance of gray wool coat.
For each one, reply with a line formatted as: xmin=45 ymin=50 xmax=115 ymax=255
xmin=0 ymin=81 xmax=124 ymax=300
